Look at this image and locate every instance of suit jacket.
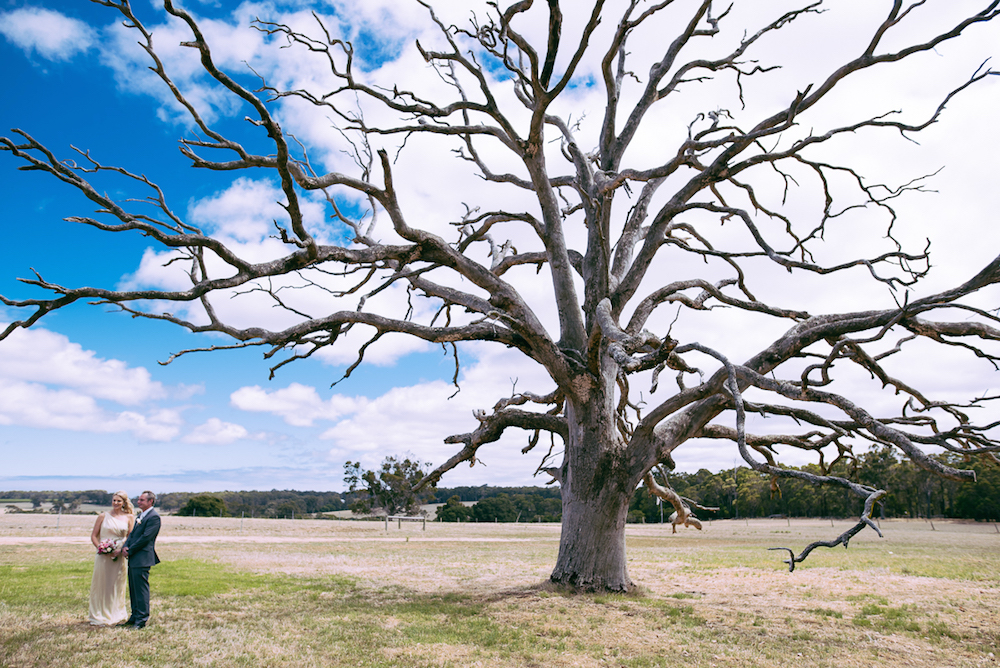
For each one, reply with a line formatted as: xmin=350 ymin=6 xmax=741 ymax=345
xmin=126 ymin=508 xmax=161 ymax=568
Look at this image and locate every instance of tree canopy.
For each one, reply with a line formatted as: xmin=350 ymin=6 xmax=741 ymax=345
xmin=2 ymin=0 xmax=999 ymax=590
xmin=344 ymin=456 xmax=434 ymax=516
xmin=176 ymin=493 xmax=229 ymax=517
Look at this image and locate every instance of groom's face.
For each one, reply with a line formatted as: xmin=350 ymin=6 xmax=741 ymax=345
xmin=136 ymin=494 xmax=153 ymax=512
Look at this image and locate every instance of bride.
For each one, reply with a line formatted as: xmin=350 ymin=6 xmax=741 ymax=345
xmin=88 ymin=491 xmax=135 ymax=626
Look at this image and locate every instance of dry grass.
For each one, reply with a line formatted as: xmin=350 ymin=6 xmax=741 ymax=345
xmin=1 ymin=514 xmax=998 ymax=667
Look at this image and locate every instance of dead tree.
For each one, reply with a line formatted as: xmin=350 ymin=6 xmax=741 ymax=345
xmin=3 ymin=0 xmax=1000 ymax=591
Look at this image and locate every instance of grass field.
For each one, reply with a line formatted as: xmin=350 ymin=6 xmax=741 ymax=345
xmin=1 ymin=515 xmax=998 ymax=667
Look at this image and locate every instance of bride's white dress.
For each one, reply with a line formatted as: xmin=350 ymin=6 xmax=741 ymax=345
xmin=88 ymin=513 xmax=130 ymax=626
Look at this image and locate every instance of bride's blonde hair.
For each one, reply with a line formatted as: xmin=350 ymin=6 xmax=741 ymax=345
xmin=112 ymin=491 xmax=135 ymax=515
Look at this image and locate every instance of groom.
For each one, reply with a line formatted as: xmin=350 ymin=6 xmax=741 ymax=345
xmin=119 ymin=490 xmax=161 ymax=629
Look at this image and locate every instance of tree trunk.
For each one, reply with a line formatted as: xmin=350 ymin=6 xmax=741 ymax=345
xmin=551 ymin=478 xmax=633 ymax=591
xmin=549 ymin=379 xmax=637 ymax=592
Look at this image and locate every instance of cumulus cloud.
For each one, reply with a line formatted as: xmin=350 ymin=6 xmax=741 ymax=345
xmin=0 ymin=325 xmax=166 ymax=405
xmin=118 ymin=178 xmax=325 ymax=293
xmin=98 ymin=8 xmax=253 ymax=125
xmin=116 ymin=171 xmax=439 ymax=366
xmin=0 ymin=8 xmax=95 ymax=61
xmin=183 ymin=417 xmax=252 ymax=445
xmin=219 ymin=342 xmax=560 ymax=486
xmin=186 ymin=177 xmax=327 ymax=244
xmin=0 ymin=380 xmax=182 ymax=441
xmin=231 ymin=383 xmax=367 ymax=427
xmin=0 ymin=324 xmax=194 ymax=443
xmin=317 ymin=344 xmax=557 ymax=484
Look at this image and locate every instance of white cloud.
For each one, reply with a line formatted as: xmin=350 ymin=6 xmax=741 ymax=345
xmin=0 ymin=381 xmax=182 ymax=442
xmin=183 ymin=417 xmax=251 ymax=445
xmin=187 ymin=177 xmax=323 ymax=244
xmin=231 ymin=382 xmax=367 ymax=426
xmin=0 ymin=8 xmax=94 ymax=61
xmin=105 ymin=409 xmax=185 ymax=442
xmin=98 ymin=9 xmax=250 ymax=125
xmin=0 ymin=324 xmax=204 ymax=444
xmin=0 ymin=325 xmax=166 ymax=405
xmin=118 ymin=248 xmax=194 ymax=294
xmin=313 ymin=329 xmax=436 ymax=368
xmin=116 ymin=172 xmax=441 ymax=366
xmin=317 ymin=344 xmax=558 ymax=484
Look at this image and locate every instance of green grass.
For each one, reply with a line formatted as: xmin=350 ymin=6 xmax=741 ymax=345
xmin=808 ymin=607 xmax=843 ymax=619
xmin=0 ymin=559 xmax=92 ymax=608
xmin=852 ymin=604 xmax=922 ymax=633
xmin=2 ymin=518 xmax=998 ymax=667
xmin=0 ymin=552 xmax=706 ymax=667
xmin=0 ymin=554 xmax=538 ymax=667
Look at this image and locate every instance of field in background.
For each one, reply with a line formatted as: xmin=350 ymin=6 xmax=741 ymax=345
xmin=1 ymin=515 xmax=998 ymax=667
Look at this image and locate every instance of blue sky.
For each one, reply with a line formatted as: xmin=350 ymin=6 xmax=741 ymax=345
xmin=0 ymin=0 xmax=480 ymax=493
xmin=1 ymin=0 xmax=998 ymax=495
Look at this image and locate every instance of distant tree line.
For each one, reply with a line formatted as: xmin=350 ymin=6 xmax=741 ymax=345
xmin=629 ymin=449 xmax=1000 ymax=523
xmin=430 ymin=485 xmax=562 ymax=503
xmin=436 ymin=493 xmax=562 ymax=523
xmin=0 ymin=490 xmax=113 ymax=512
xmin=423 ymin=449 xmax=1000 ymax=523
xmin=3 ymin=449 xmax=997 ymax=521
xmin=160 ymin=490 xmax=347 ymax=518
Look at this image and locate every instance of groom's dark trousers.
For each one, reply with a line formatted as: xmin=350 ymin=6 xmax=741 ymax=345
xmin=125 ymin=508 xmax=161 ymax=627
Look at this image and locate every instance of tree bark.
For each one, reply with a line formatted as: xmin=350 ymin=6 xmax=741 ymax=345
xmin=550 ymin=371 xmax=637 ymax=592
xmin=552 ymin=482 xmax=633 ymax=591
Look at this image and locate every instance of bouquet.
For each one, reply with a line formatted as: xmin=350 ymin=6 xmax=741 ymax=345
xmin=97 ymin=539 xmax=120 ymax=560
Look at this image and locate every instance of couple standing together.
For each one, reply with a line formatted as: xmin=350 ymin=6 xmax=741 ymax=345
xmin=88 ymin=490 xmax=161 ymax=629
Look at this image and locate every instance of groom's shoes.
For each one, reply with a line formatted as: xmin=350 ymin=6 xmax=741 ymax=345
xmin=132 ymin=622 xmax=146 ymax=630
xmin=116 ymin=619 xmax=135 ymax=628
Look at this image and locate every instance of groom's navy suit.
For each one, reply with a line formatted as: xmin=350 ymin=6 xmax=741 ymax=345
xmin=125 ymin=508 xmax=161 ymax=627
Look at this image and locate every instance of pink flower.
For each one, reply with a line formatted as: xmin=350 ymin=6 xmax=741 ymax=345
xmin=97 ymin=539 xmax=120 ymax=560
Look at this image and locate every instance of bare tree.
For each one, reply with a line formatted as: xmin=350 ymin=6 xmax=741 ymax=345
xmin=3 ymin=0 xmax=1000 ymax=591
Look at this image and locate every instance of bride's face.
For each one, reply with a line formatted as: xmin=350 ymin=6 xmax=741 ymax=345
xmin=112 ymin=496 xmax=124 ymax=511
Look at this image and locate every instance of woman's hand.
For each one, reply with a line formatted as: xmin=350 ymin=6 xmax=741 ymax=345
xmin=90 ymin=513 xmax=104 ymax=549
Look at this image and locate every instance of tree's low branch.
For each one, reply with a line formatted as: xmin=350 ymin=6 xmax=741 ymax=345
xmin=769 ymin=490 xmax=886 ymax=572
xmin=642 ymin=470 xmax=692 ymax=522
xmin=630 ymin=250 xmax=1000 ymax=488
xmin=417 ymin=406 xmax=568 ymax=490
xmin=669 ymin=342 xmax=892 ymax=568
